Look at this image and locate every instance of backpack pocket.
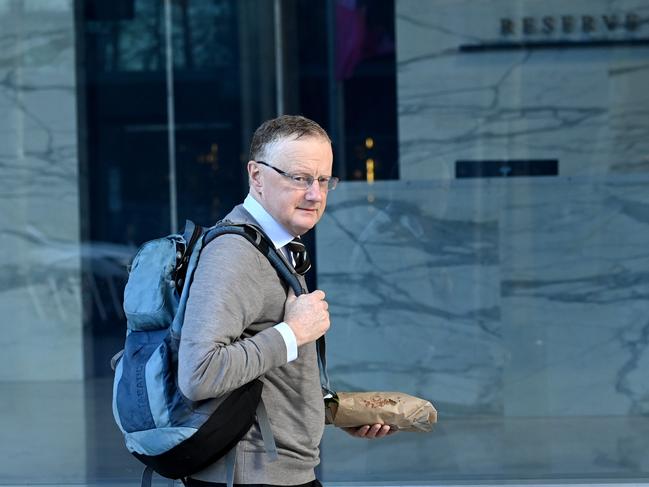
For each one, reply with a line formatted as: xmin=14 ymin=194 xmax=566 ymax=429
xmin=124 ymin=237 xmax=180 ymax=331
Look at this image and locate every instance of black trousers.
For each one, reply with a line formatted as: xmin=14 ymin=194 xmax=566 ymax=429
xmin=184 ymin=479 xmax=322 ymax=487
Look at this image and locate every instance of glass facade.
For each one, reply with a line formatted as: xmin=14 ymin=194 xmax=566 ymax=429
xmin=1 ymin=0 xmax=649 ymax=484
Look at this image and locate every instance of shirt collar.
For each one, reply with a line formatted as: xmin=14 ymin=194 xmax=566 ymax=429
xmin=243 ymin=194 xmax=294 ymax=249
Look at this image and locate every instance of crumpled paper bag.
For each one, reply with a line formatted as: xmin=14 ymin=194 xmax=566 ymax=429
xmin=325 ymin=391 xmax=437 ymax=432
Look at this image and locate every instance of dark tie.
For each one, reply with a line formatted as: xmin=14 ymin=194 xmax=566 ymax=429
xmin=286 ymin=238 xmax=311 ymax=275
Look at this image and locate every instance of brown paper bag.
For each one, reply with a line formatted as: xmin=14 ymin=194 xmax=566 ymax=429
xmin=325 ymin=391 xmax=437 ymax=432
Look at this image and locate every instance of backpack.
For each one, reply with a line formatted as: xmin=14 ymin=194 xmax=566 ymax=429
xmin=111 ymin=220 xmax=332 ymax=487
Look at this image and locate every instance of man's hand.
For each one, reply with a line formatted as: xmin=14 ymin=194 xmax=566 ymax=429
xmin=284 ymin=289 xmax=330 ymax=346
xmin=342 ymin=424 xmax=397 ymax=439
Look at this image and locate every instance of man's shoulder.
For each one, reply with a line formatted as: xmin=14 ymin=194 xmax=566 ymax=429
xmin=223 ymin=204 xmax=257 ymax=226
xmin=211 ymin=205 xmax=265 ymax=259
xmin=198 ymin=203 xmax=277 ymax=273
xmin=202 ymin=231 xmax=261 ymax=264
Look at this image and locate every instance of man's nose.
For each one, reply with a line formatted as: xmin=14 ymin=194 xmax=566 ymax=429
xmin=305 ymin=180 xmax=324 ymax=200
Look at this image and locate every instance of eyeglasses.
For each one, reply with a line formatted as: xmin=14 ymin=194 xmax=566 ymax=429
xmin=256 ymin=160 xmax=339 ymax=191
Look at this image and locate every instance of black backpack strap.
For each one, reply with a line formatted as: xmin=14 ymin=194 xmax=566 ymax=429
xmin=317 ymin=337 xmax=333 ymax=396
xmin=204 ymin=222 xmax=305 ymax=295
xmin=174 ymin=220 xmax=205 ymax=293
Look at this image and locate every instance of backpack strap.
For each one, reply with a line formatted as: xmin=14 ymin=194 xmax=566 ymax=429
xmin=256 ymin=399 xmax=278 ymax=461
xmin=174 ymin=220 xmax=205 ymax=294
xmin=140 ymin=465 xmax=153 ymax=487
xmin=204 ymin=222 xmax=333 ymax=394
xmin=204 ymin=222 xmax=305 ymax=295
xmin=317 ymin=338 xmax=333 ymax=396
xmin=225 ymin=446 xmax=237 ymax=487
xmin=181 ymin=219 xmax=196 ymax=243
xmin=221 ymin=403 xmax=274 ymax=487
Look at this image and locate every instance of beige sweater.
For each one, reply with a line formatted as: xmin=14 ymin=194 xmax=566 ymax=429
xmin=178 ymin=205 xmax=324 ymax=485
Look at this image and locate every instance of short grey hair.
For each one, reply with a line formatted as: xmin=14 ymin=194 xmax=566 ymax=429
xmin=249 ymin=115 xmax=331 ymax=162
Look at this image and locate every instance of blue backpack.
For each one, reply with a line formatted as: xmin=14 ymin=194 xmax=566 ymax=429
xmin=111 ymin=220 xmax=331 ymax=486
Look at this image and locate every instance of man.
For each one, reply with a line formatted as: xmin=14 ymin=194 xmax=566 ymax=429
xmin=178 ymin=115 xmax=392 ymax=487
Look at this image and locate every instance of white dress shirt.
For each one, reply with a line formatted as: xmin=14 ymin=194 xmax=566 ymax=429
xmin=243 ymin=194 xmax=299 ymax=362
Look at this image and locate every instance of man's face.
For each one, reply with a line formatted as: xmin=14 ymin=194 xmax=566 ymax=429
xmin=249 ymin=135 xmax=334 ymax=236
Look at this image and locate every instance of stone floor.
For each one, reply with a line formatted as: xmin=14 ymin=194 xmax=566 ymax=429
xmin=2 ymin=379 xmax=649 ymax=486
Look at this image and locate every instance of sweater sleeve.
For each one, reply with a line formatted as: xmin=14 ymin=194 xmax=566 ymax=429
xmin=178 ymin=234 xmax=288 ymax=402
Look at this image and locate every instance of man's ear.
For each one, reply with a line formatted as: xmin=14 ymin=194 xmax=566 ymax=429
xmin=247 ymin=160 xmax=263 ymax=193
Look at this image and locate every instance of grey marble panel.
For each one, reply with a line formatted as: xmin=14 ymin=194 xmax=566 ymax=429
xmin=317 ymin=180 xmax=504 ymax=415
xmin=317 ymin=176 xmax=649 ymax=418
xmin=0 ymin=380 xmax=87 ymax=482
xmin=501 ymin=178 xmax=649 ymax=416
xmin=0 ymin=1 xmax=83 ymax=380
xmin=317 ymin=177 xmax=649 ymax=480
xmin=609 ymin=61 xmax=649 ymax=173
xmin=396 ymin=0 xmax=649 ymax=180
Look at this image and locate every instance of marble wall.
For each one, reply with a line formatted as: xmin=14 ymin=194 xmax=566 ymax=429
xmin=317 ymin=177 xmax=649 ymax=481
xmin=318 ymin=0 xmax=649 ymax=481
xmin=396 ymin=0 xmax=649 ymax=179
xmin=318 ymin=178 xmax=649 ymax=416
xmin=0 ymin=0 xmax=83 ymax=381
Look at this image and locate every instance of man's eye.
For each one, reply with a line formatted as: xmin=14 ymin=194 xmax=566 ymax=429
xmin=293 ymin=175 xmax=309 ymax=183
xmin=317 ymin=177 xmax=331 ymax=183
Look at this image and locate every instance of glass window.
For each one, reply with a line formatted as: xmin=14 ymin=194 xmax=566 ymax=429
xmin=318 ymin=0 xmax=649 ymax=483
xmin=2 ymin=0 xmax=649 ymax=484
